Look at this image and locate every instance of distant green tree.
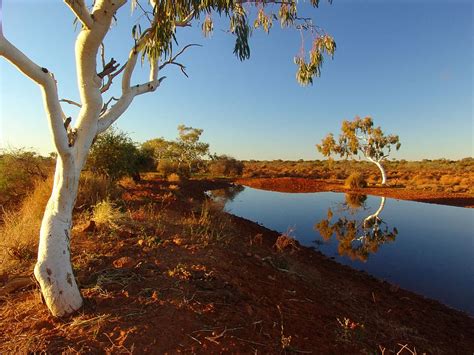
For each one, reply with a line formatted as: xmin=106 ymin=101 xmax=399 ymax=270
xmin=142 ymin=137 xmax=174 ymax=162
xmin=317 ymin=116 xmax=401 ymax=185
xmin=176 ymin=125 xmax=210 ymax=175
xmin=143 ymin=125 xmax=210 ymax=177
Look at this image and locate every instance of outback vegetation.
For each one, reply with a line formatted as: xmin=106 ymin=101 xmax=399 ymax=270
xmin=1 ymin=149 xmax=473 ymax=352
xmin=0 ymin=0 xmax=336 ymax=316
xmin=238 ymin=158 xmax=474 ymax=194
xmin=1 ymin=1 xmax=473 ymax=353
xmin=317 ymin=116 xmax=401 ymax=185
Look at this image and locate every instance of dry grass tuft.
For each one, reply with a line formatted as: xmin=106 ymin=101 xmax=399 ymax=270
xmin=184 ymin=200 xmax=231 ymax=245
xmin=274 ymin=228 xmax=300 ymax=253
xmin=92 ymin=199 xmax=124 ymax=230
xmin=0 ymin=176 xmax=53 ymax=273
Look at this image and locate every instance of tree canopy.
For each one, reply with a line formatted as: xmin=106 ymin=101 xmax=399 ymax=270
xmin=317 ymin=116 xmax=401 ymax=184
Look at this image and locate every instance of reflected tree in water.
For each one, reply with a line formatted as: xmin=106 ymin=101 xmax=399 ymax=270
xmin=315 ymin=195 xmax=398 ymax=261
xmin=207 ymin=185 xmax=245 ymax=208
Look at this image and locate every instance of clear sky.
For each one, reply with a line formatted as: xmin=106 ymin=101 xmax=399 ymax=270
xmin=0 ymin=0 xmax=472 ymax=160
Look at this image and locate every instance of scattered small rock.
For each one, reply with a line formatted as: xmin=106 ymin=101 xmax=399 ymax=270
xmin=113 ymin=256 xmax=136 ymax=268
xmin=172 ymin=237 xmax=185 ymax=246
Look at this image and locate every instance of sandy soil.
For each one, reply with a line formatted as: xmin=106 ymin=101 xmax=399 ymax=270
xmin=0 ymin=178 xmax=473 ymax=353
xmin=236 ymin=177 xmax=474 ymax=208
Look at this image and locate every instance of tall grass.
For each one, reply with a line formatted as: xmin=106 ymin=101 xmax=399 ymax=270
xmin=0 ymin=172 xmax=121 ymax=274
xmin=0 ymin=176 xmax=52 ymax=273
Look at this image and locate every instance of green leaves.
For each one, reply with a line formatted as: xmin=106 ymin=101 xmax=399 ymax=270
xmin=295 ymin=35 xmax=336 ymax=86
xmin=230 ymin=5 xmax=250 ymax=61
xmin=130 ymin=0 xmax=335 ymax=85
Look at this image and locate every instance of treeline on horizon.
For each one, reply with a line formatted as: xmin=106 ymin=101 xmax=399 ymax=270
xmin=1 ymin=127 xmax=473 ymax=209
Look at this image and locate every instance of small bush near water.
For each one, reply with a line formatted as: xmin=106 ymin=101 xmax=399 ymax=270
xmin=345 ymin=172 xmax=367 ymax=189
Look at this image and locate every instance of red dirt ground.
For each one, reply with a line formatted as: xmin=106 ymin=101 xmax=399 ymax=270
xmin=0 ymin=178 xmax=473 ymax=353
xmin=236 ymin=177 xmax=474 ymax=208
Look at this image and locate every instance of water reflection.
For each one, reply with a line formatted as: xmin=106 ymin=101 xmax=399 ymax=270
xmin=215 ymin=186 xmax=474 ymax=314
xmin=207 ymin=184 xmax=245 ymax=207
xmin=315 ymin=194 xmax=398 ymax=262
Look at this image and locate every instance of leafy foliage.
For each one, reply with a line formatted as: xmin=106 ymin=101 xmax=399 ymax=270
xmin=208 ymin=155 xmax=244 ymax=177
xmin=87 ymin=129 xmax=151 ymax=181
xmin=143 ymin=125 xmax=209 ymax=177
xmin=317 ymin=116 xmax=401 ymax=184
xmin=317 ymin=116 xmax=401 ymax=161
xmin=131 ymin=0 xmax=336 ymax=85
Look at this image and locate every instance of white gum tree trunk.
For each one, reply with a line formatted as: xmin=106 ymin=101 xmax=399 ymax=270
xmin=35 ymin=156 xmax=83 ymax=315
xmin=374 ymin=160 xmax=387 ymax=185
xmin=1 ymin=0 xmax=161 ymax=316
xmin=366 ymin=156 xmax=387 ymax=185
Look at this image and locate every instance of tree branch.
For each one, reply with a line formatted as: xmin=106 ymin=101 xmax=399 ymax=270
xmin=64 ymin=0 xmax=94 ymax=30
xmin=0 ymin=34 xmax=71 ymax=156
xmin=159 ymin=44 xmax=202 ymax=71
xmin=60 ymin=99 xmax=82 ymax=108
xmin=100 ymin=63 xmax=127 ymax=93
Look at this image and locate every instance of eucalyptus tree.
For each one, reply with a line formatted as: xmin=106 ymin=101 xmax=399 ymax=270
xmin=0 ymin=0 xmax=336 ymax=316
xmin=175 ymin=125 xmax=209 ymax=174
xmin=317 ymin=116 xmax=401 ymax=185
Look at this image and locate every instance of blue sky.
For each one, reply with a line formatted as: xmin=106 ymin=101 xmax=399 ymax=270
xmin=0 ymin=0 xmax=472 ymax=160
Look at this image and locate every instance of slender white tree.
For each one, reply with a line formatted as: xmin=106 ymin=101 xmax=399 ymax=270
xmin=0 ymin=0 xmax=336 ymax=316
xmin=317 ymin=116 xmax=401 ymax=185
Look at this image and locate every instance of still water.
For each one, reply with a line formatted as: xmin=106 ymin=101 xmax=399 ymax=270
xmin=210 ymin=186 xmax=474 ymax=315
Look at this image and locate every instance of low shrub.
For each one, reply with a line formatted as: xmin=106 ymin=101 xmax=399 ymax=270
xmin=157 ymin=159 xmax=179 ymax=177
xmin=345 ymin=172 xmax=367 ymax=189
xmin=0 ymin=149 xmax=54 ymax=208
xmin=167 ymin=173 xmax=181 ymax=183
xmin=208 ymin=155 xmax=244 ymax=177
xmin=76 ymin=172 xmax=121 ymax=210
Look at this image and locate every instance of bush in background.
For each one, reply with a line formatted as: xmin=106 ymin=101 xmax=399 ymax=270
xmin=0 ymin=149 xmax=54 ymax=208
xmin=208 ymin=155 xmax=244 ymax=177
xmin=345 ymin=172 xmax=367 ymax=189
xmin=87 ymin=128 xmax=152 ymax=181
xmin=157 ymin=159 xmax=179 ymax=177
